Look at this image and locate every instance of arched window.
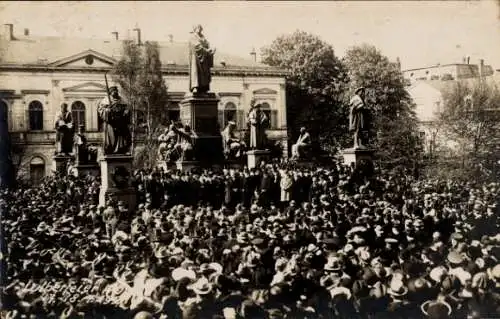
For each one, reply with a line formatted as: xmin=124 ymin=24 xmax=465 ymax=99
xmin=0 ymin=100 xmax=8 ymax=127
xmin=71 ymin=101 xmax=86 ymax=131
xmin=30 ymin=156 xmax=45 ymax=185
xmin=28 ymin=100 xmax=43 ymax=130
xmin=218 ymin=101 xmax=244 ymax=130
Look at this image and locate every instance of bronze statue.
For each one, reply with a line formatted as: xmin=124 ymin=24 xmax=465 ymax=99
xmin=349 ymin=87 xmax=370 ymax=148
xmin=74 ymin=124 xmax=97 ymax=164
xmin=221 ymin=121 xmax=246 ymax=159
xmin=291 ymin=127 xmax=312 ymax=159
xmin=247 ymin=103 xmax=268 ymax=150
xmin=189 ymin=25 xmax=216 ymax=94
xmin=54 ymin=103 xmax=74 ymax=155
xmin=97 ymin=86 xmax=132 ymax=155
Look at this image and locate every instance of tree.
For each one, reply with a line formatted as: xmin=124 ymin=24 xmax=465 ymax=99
xmin=112 ymin=41 xmax=169 ymax=169
xmin=437 ymin=79 xmax=500 ymax=180
xmin=261 ymin=30 xmax=348 ymax=154
xmin=343 ymin=44 xmax=421 ymax=169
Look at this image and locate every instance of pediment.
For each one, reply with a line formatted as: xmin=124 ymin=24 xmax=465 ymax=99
xmin=253 ymin=88 xmax=277 ymax=95
xmin=62 ymin=82 xmax=107 ymax=93
xmin=48 ymin=49 xmax=116 ymax=68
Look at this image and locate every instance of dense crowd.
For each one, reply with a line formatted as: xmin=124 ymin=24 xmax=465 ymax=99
xmin=1 ymin=161 xmax=499 ymax=319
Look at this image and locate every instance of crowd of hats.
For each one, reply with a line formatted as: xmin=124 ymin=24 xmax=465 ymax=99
xmin=1 ymin=163 xmax=500 ymax=319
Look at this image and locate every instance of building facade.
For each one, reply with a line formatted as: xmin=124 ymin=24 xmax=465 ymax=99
xmin=0 ymin=25 xmax=288 ymax=182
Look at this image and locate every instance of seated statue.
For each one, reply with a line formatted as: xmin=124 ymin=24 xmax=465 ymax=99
xmin=158 ymin=124 xmax=179 ymax=162
xmin=221 ymin=121 xmax=246 ymax=160
xmin=172 ymin=124 xmax=196 ymax=161
xmin=291 ymin=127 xmax=312 ymax=160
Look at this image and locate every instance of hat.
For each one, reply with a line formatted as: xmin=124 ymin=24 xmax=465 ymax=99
xmin=189 ymin=277 xmax=213 ymax=295
xmin=451 ymin=233 xmax=464 ymax=241
xmin=491 ymin=264 xmax=500 ymax=279
xmin=155 ymin=247 xmax=169 ymax=259
xmin=324 ymin=256 xmax=342 ymax=271
xmin=421 ymin=300 xmax=452 ymax=319
xmin=355 ymin=87 xmax=365 ymax=94
xmin=171 ymin=268 xmax=196 ymax=281
xmin=447 ymin=251 xmax=464 ymax=265
xmin=388 ymin=279 xmax=408 ymax=297
xmin=134 ymin=311 xmax=153 ymax=319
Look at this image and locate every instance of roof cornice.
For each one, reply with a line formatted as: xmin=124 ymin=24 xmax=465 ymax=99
xmin=0 ymin=63 xmax=289 ymax=77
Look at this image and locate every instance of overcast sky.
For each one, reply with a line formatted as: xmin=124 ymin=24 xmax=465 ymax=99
xmin=1 ymin=1 xmax=499 ymax=70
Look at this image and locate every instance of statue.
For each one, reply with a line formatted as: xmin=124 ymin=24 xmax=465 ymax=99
xmin=349 ymin=87 xmax=370 ymax=148
xmin=189 ymin=25 xmax=216 ymax=94
xmin=158 ymin=123 xmax=179 ymax=162
xmin=54 ymin=103 xmax=74 ymax=155
xmin=74 ymin=125 xmax=88 ymax=164
xmin=247 ymin=103 xmax=268 ymax=150
xmin=173 ymin=124 xmax=196 ymax=161
xmin=221 ymin=121 xmax=246 ymax=159
xmin=98 ymin=86 xmax=132 ymax=155
xmin=291 ymin=127 xmax=312 ymax=160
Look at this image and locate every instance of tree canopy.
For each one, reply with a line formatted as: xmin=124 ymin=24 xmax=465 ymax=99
xmin=261 ymin=30 xmax=348 ymax=153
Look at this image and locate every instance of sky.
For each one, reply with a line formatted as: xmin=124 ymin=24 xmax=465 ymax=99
xmin=1 ymin=1 xmax=499 ymax=70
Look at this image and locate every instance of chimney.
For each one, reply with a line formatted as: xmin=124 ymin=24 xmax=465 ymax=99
xmin=168 ymin=34 xmax=173 ymax=43
xmin=133 ymin=28 xmax=141 ymax=45
xmin=479 ymin=59 xmax=484 ymax=79
xmin=2 ymin=24 xmax=13 ymax=40
xmin=467 ymin=56 xmax=470 ymax=64
xmin=250 ymin=48 xmax=257 ymax=62
xmin=396 ymin=57 xmax=401 ymax=70
xmin=24 ymin=28 xmax=29 ymax=36
xmin=111 ymin=31 xmax=119 ymax=40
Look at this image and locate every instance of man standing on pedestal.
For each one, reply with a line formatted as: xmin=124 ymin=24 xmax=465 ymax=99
xmin=349 ymin=87 xmax=370 ymax=148
xmin=98 ymin=86 xmax=132 ymax=155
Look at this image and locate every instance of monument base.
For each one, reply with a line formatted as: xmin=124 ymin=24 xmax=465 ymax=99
xmin=72 ymin=163 xmax=100 ymax=178
xmin=341 ymin=147 xmax=375 ymax=168
xmin=247 ymin=150 xmax=271 ymax=169
xmin=98 ymin=154 xmax=136 ymax=211
xmin=176 ymin=160 xmax=200 ymax=172
xmin=52 ymin=154 xmax=74 ymax=174
xmin=292 ymin=159 xmax=316 ymax=169
xmin=224 ymin=159 xmax=244 ymax=170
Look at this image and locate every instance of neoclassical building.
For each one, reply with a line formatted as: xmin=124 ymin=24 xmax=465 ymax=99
xmin=0 ymin=25 xmax=288 ymax=182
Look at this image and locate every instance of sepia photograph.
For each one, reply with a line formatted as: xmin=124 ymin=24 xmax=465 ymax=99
xmin=0 ymin=1 xmax=500 ymax=318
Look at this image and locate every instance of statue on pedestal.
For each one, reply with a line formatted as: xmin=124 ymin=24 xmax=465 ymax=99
xmin=247 ymin=103 xmax=268 ymax=150
xmin=54 ymin=103 xmax=74 ymax=155
xmin=291 ymin=127 xmax=312 ymax=160
xmin=74 ymin=125 xmax=98 ymax=164
xmin=349 ymin=87 xmax=370 ymax=148
xmin=222 ymin=121 xmax=246 ymax=159
xmin=173 ymin=124 xmax=196 ymax=161
xmin=189 ymin=25 xmax=216 ymax=94
xmin=98 ymin=86 xmax=132 ymax=155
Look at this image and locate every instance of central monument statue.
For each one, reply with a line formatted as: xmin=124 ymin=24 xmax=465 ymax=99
xmin=97 ymin=86 xmax=132 ymax=155
xmin=189 ymin=25 xmax=216 ymax=94
xmin=349 ymin=86 xmax=370 ymax=148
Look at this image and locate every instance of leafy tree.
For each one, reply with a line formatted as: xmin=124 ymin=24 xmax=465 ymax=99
xmin=437 ymin=79 xmax=500 ymax=180
xmin=261 ymin=30 xmax=348 ymax=154
xmin=112 ymin=41 xmax=169 ymax=169
xmin=343 ymin=44 xmax=421 ymax=169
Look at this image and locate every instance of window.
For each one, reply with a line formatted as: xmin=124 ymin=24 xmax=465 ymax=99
xmin=0 ymin=100 xmax=7 ymax=127
xmin=260 ymin=102 xmax=278 ymax=129
xmin=28 ymin=100 xmax=43 ymax=130
xmin=71 ymin=101 xmax=86 ymax=131
xmin=30 ymin=156 xmax=45 ymax=185
xmin=218 ymin=102 xmax=244 ymax=130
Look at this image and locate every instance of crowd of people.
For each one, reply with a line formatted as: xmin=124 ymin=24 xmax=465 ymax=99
xmin=1 ymin=160 xmax=499 ymax=319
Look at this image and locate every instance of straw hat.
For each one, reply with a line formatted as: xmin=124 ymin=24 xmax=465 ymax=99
xmin=189 ymin=277 xmax=213 ymax=295
xmin=172 ymin=267 xmax=196 ymax=281
xmin=388 ymin=279 xmax=408 ymax=297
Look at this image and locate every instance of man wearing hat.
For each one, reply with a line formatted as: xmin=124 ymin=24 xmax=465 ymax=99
xmin=349 ymin=86 xmax=369 ymax=148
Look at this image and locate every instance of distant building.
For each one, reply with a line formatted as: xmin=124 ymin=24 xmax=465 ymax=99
xmin=406 ymin=59 xmax=500 ymax=155
xmin=0 ymin=24 xmax=288 ymax=183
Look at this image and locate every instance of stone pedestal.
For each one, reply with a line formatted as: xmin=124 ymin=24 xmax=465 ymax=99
xmin=179 ymin=93 xmax=223 ymax=165
xmin=341 ymin=147 xmax=375 ymax=168
xmin=247 ymin=150 xmax=271 ymax=169
xmin=52 ymin=154 xmax=74 ymax=174
xmin=72 ymin=163 xmax=100 ymax=178
xmin=224 ymin=159 xmax=244 ymax=170
xmin=292 ymin=159 xmax=316 ymax=169
xmin=98 ymin=154 xmax=136 ymax=211
xmin=176 ymin=161 xmax=200 ymax=172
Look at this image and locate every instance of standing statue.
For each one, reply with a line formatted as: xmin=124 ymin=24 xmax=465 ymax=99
xmin=291 ymin=127 xmax=311 ymax=159
xmin=98 ymin=86 xmax=132 ymax=155
xmin=189 ymin=25 xmax=216 ymax=94
xmin=247 ymin=103 xmax=268 ymax=150
xmin=54 ymin=103 xmax=74 ymax=155
xmin=222 ymin=121 xmax=246 ymax=159
xmin=74 ymin=124 xmax=88 ymax=164
xmin=349 ymin=87 xmax=370 ymax=148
